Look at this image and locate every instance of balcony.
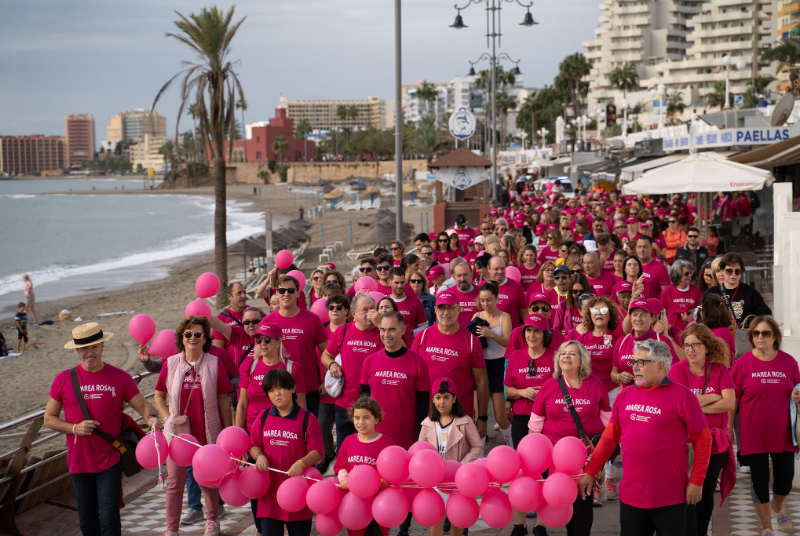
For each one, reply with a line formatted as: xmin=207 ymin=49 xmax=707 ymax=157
xmin=692 ymin=40 xmax=753 ymax=53
xmin=608 ymin=41 xmax=643 ymax=50
xmin=612 ymin=4 xmax=650 ymax=15
xmin=690 ymin=26 xmax=756 ymax=39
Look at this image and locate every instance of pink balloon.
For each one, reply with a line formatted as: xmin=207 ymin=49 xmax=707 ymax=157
xmin=408 ymin=441 xmax=437 ymax=457
xmin=239 ymin=465 xmax=270 ymax=499
xmin=135 ymin=431 xmax=169 ymax=469
xmin=473 ymin=457 xmax=499 ymax=485
xmin=326 ymin=476 xmax=347 ymax=498
xmin=446 ymin=491 xmax=480 ymax=528
xmin=505 ymin=265 xmax=521 ymax=284
xmin=354 ymin=277 xmax=377 ymax=293
xmin=276 ymin=477 xmax=309 ymax=512
xmin=303 ymin=465 xmax=323 ymax=482
xmin=286 ymin=270 xmax=307 ymax=291
xmin=315 ymin=512 xmax=343 ymax=536
xmin=348 ymin=465 xmax=381 ymax=499
xmin=219 ymin=471 xmax=249 ymax=507
xmin=168 ymin=433 xmax=199 ymax=466
xmin=401 ymin=477 xmax=422 ymax=505
xmin=455 ymin=462 xmax=489 ymax=498
xmin=552 ymin=436 xmax=588 ymax=475
xmin=412 ymin=488 xmax=445 ymax=527
xmin=193 ymin=473 xmax=222 ymax=489
xmin=542 ymin=472 xmax=578 ymax=508
xmin=409 ymin=449 xmax=445 ymax=489
xmin=193 ymin=444 xmax=230 ymax=482
xmin=338 ymin=493 xmax=374 ymax=530
xmin=440 ymin=459 xmax=461 ymax=494
xmin=508 ymin=476 xmax=544 ymax=512
xmin=309 ymin=298 xmax=329 ymax=322
xmin=518 ymin=433 xmax=554 ymax=477
xmin=486 ymin=445 xmax=521 ymax=483
xmin=185 ymin=299 xmax=212 ymax=319
xmin=377 ymin=445 xmax=410 ymax=485
xmin=307 ymin=480 xmax=340 ymax=515
xmin=128 ymin=314 xmax=156 ymax=344
xmin=480 ymin=488 xmax=514 ymax=529
xmin=368 ymin=291 xmax=385 ymax=304
xmin=537 ymin=502 xmax=574 ymax=528
xmin=195 ymin=272 xmax=221 ymax=299
xmin=372 ymin=487 xmax=409 ymax=528
xmin=216 ymin=426 xmax=250 ymax=459
xmin=149 ymin=330 xmax=178 ymax=358
xmin=275 ymin=250 xmax=294 ymax=269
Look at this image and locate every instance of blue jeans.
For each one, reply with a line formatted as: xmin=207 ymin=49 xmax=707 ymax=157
xmin=186 ymin=465 xmax=224 ymax=511
xmin=71 ymin=461 xmax=122 ymax=536
xmin=334 ymin=405 xmax=356 ymax=452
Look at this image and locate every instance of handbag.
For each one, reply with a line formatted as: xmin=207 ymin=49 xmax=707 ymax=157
xmin=557 ymin=375 xmax=596 ymax=455
xmin=172 ymin=365 xmax=202 ymax=436
xmin=465 ymin=316 xmax=490 ymax=349
xmin=70 ymin=367 xmax=143 ymax=477
xmin=719 ymin=284 xmax=755 ymax=359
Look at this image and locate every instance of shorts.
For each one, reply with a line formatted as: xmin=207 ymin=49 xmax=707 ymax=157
xmin=485 ymin=358 xmax=506 ymax=394
xmin=17 ymin=331 xmax=27 ymax=342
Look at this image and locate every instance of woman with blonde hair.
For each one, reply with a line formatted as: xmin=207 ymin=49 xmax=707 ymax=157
xmin=408 ymin=270 xmax=436 ymax=326
xmin=710 ymin=256 xmax=724 ymax=286
xmin=501 ymin=234 xmax=521 ymax=266
xmin=308 ymin=268 xmax=326 ymax=305
xmin=22 ymin=274 xmax=38 ymax=324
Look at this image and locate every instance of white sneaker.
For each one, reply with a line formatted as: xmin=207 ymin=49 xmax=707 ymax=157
xmin=739 ymin=465 xmax=751 ymax=474
xmin=493 ymin=423 xmax=500 ymax=431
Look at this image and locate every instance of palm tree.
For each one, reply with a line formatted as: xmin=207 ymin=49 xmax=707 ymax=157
xmin=559 ymin=53 xmax=592 ymax=119
xmin=666 ymin=91 xmax=686 ymax=121
xmin=295 ymin=119 xmax=313 ymax=162
xmin=761 ymin=38 xmax=800 ymax=95
xmin=235 ymin=98 xmax=248 ymax=162
xmin=272 ymin=135 xmax=289 ymax=180
xmin=497 ymin=93 xmax=517 ymax=150
xmin=336 ymin=105 xmax=350 ymax=157
xmin=152 ymin=6 xmax=246 ymax=307
xmin=416 ymin=81 xmax=439 ymax=119
xmin=705 ymin=82 xmax=731 ymax=111
xmin=408 ymin=115 xmax=452 ymax=165
xmin=158 ymin=140 xmax=176 ymax=187
xmin=187 ymin=103 xmax=202 ymax=164
xmin=743 ymin=76 xmax=777 ymax=108
xmin=608 ymin=63 xmax=639 ymax=99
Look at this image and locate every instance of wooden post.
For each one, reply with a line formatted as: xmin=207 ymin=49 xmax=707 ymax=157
xmin=265 ymin=211 xmax=273 ymax=270
xmin=0 ymin=417 xmax=43 ymax=536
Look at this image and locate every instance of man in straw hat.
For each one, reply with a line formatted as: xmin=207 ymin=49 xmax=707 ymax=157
xmin=44 ymin=323 xmax=162 ymax=536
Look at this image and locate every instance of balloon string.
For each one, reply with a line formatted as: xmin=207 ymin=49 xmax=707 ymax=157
xmin=150 ymin=430 xmax=166 ymax=490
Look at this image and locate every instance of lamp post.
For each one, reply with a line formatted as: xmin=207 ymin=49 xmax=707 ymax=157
xmin=537 ymin=127 xmax=548 ymax=151
xmin=394 ymin=0 xmax=403 ymax=241
xmin=649 ymin=84 xmax=665 ymax=129
xmin=451 ymin=0 xmax=537 ymax=203
xmin=594 ymin=107 xmax=604 ymax=140
xmin=722 ymin=55 xmax=747 ymax=110
xmin=519 ymin=131 xmax=528 ymax=150
xmin=620 ymin=99 xmax=628 ymax=138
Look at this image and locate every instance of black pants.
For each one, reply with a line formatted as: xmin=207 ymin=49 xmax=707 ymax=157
xmin=318 ymin=402 xmax=336 ymax=458
xmin=71 ymin=461 xmax=123 ymax=536
xmin=620 ymin=501 xmax=686 ymax=536
xmin=684 ymin=452 xmax=727 ymax=536
xmin=305 ymin=390 xmax=320 ymax=417
xmin=742 ymin=451 xmax=795 ymax=504
xmin=511 ymin=415 xmax=530 ymax=449
xmin=565 ymin=493 xmax=594 ymax=536
xmin=261 ymin=517 xmax=312 ymax=536
xmin=334 ymin=404 xmax=356 ymax=451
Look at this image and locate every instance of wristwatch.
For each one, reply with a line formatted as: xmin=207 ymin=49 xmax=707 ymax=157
xmin=148 ymin=413 xmax=160 ymax=422
xmin=477 ymin=415 xmax=488 ymax=422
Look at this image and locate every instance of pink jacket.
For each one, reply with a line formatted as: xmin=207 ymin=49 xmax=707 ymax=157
xmin=164 ymin=352 xmax=222 ymax=445
xmin=418 ymin=416 xmax=483 ymax=463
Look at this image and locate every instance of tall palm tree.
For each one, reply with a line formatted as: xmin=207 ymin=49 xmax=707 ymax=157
xmin=743 ymin=75 xmax=778 ymax=108
xmin=408 ymin=115 xmax=452 ymax=165
xmin=295 ymin=119 xmax=313 ymax=162
xmin=559 ymin=53 xmax=592 ymax=119
xmin=158 ymin=140 xmax=176 ymax=187
xmin=608 ymin=63 xmax=639 ymax=99
xmin=235 ymin=98 xmax=248 ymax=162
xmin=666 ymin=91 xmax=686 ymax=121
xmin=761 ymin=38 xmax=800 ymax=95
xmin=416 ymin=81 xmax=439 ymax=119
xmin=272 ymin=135 xmax=289 ymax=180
xmin=187 ymin=103 xmax=202 ymax=164
xmin=705 ymin=82 xmax=731 ymax=111
xmin=152 ymin=6 xmax=246 ymax=307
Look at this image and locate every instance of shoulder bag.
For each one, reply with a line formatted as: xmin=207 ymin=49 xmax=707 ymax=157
xmin=557 ymin=375 xmax=596 ymax=455
xmin=719 ymin=284 xmax=755 ymax=359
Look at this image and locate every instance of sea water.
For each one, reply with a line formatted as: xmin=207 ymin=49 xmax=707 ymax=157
xmin=0 ymin=178 xmax=267 ymax=318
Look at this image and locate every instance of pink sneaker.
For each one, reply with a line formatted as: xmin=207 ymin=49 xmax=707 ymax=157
xmin=204 ymin=520 xmax=220 ymax=536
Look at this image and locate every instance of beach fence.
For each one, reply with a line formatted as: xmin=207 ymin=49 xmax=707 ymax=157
xmin=0 ymin=371 xmax=156 ymax=534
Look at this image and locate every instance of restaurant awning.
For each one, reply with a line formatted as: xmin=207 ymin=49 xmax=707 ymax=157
xmin=727 ymin=135 xmax=800 ymax=169
xmin=619 ymin=154 xmax=688 ymax=182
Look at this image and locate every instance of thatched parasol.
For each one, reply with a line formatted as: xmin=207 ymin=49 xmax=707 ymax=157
xmin=322 ymin=188 xmax=344 ymax=200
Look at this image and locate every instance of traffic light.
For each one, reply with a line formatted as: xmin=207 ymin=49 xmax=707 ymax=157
xmin=606 ymin=104 xmax=617 ymax=124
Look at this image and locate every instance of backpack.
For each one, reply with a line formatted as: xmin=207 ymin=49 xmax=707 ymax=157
xmin=260 ymin=406 xmax=310 ymax=444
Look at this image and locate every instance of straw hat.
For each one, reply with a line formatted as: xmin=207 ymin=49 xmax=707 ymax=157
xmin=64 ymin=323 xmax=114 ymax=349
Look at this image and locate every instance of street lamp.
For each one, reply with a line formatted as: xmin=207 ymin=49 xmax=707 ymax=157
xmin=595 ymin=107 xmax=604 ymax=140
xmin=650 ymin=84 xmax=666 ymax=129
xmin=537 ymin=127 xmax=549 ymax=150
xmin=519 ymin=131 xmax=528 ymax=150
xmin=451 ymin=0 xmax=537 ymax=203
xmin=620 ymin=99 xmax=628 ymax=138
xmin=722 ymin=55 xmax=747 ymax=110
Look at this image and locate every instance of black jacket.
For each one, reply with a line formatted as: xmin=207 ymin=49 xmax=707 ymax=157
xmin=704 ymin=283 xmax=771 ymax=327
xmin=675 ymin=245 xmax=709 ymax=277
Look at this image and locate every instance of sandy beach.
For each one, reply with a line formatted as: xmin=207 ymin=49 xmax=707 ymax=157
xmin=0 ymin=183 xmax=432 ymax=426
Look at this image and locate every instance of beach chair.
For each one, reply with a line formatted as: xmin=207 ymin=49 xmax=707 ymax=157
xmin=346 ymin=247 xmax=376 ymax=261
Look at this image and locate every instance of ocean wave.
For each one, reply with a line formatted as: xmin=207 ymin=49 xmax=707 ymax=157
xmin=0 ymin=194 xmax=35 ymax=199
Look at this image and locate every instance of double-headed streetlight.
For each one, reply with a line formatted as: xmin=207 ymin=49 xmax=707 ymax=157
xmin=537 ymin=127 xmax=548 ymax=149
xmin=650 ymin=83 xmax=665 ymax=129
xmin=722 ymin=55 xmax=747 ymax=110
xmin=593 ymin=107 xmax=604 ymax=140
xmin=451 ymin=0 xmax=538 ymax=202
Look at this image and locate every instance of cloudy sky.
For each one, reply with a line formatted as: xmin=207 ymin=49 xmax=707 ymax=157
xmin=0 ymin=0 xmax=600 ymax=140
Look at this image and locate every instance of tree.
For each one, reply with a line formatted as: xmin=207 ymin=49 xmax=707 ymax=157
xmin=761 ymin=38 xmax=800 ymax=95
xmin=666 ymin=91 xmax=686 ymax=121
xmin=407 ymin=115 xmax=452 ymax=165
xmin=608 ymin=63 xmax=639 ymax=99
xmin=416 ymin=82 xmax=439 ymax=119
xmin=159 ymin=140 xmax=177 ymax=187
xmin=272 ymin=135 xmax=289 ymax=181
xmin=705 ymin=82 xmax=731 ymax=111
xmin=235 ymin=98 xmax=248 ymax=162
xmin=497 ymin=93 xmax=517 ymax=150
xmin=295 ymin=119 xmax=313 ymax=162
xmin=743 ymin=76 xmax=777 ymax=108
xmin=152 ymin=5 xmax=246 ymax=307
xmin=558 ymin=53 xmax=591 ymax=119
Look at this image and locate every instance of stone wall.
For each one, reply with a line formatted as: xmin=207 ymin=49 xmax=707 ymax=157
xmin=224 ymin=160 xmax=429 ymax=184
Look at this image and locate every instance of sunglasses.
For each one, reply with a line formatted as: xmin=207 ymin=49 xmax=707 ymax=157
xmin=359 ymin=267 xmax=374 ymax=273
xmin=687 ymin=234 xmax=699 ymax=239
xmin=390 ymin=246 xmax=401 ymax=250
xmin=376 ymin=265 xmax=392 ymax=271
xmin=570 ymin=289 xmax=585 ymax=295
xmin=570 ymin=269 xmax=584 ymax=275
xmin=312 ymin=276 xmax=321 ymax=281
xmin=589 ymin=307 xmax=609 ymax=315
xmin=481 ymin=227 xmax=491 ymax=231
xmin=614 ymin=226 xmax=625 ymax=231
xmin=183 ymin=331 xmax=203 ymax=339
xmin=530 ymin=305 xmax=551 ymax=313
xmin=255 ymin=336 xmax=274 ymax=345
xmin=409 ymin=279 xmax=424 ymax=284
xmin=668 ymin=220 xmax=677 ymax=224
xmin=438 ymin=238 xmax=449 ymax=242
xmin=276 ymin=287 xmax=297 ymax=295
xmin=554 ymin=275 xmax=569 ymax=281
xmin=682 ymin=272 xmax=692 ymax=278
xmin=242 ymin=319 xmax=260 ymax=326
xmin=422 ymin=251 xmax=434 ymax=257
xmin=752 ymin=330 xmax=773 ymax=338
xmin=724 ymin=268 xmax=742 ymax=276
xmin=327 ymin=304 xmax=345 ymax=311
xmin=703 ymin=272 xmax=714 ymax=279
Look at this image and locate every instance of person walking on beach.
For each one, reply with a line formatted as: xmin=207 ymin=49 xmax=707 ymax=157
xmin=22 ymin=274 xmax=38 ymax=324
xmin=44 ymin=323 xmax=162 ymax=536
xmin=15 ymin=302 xmax=37 ymax=352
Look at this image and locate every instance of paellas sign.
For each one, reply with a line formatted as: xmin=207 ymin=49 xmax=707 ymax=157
xmin=662 ymin=126 xmax=795 ymax=151
xmin=435 ymin=166 xmax=488 ymax=190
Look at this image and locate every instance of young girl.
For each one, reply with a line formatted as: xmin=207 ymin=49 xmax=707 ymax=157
xmin=334 ymin=396 xmax=395 ymax=536
xmin=249 ymin=370 xmax=323 ymax=536
xmin=418 ymin=378 xmax=483 ymax=536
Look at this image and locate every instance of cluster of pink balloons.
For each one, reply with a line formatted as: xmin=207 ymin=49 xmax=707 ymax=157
xmin=128 ymin=314 xmax=176 ymax=357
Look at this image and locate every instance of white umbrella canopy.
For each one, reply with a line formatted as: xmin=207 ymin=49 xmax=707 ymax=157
xmin=622 ymin=152 xmax=775 ymax=195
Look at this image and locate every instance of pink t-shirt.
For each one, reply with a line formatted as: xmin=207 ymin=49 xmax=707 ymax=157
xmin=453 ymin=226 xmax=476 ymax=245
xmin=537 ymin=246 xmax=560 ymax=264
xmin=262 ymin=288 xmax=308 ymax=309
xmin=711 ymin=327 xmax=736 ymax=367
xmin=601 ymin=251 xmax=617 ymax=273
xmin=612 ymin=331 xmax=678 ymax=388
xmin=49 ymin=364 xmax=140 ymax=474
xmin=393 ymin=294 xmax=428 ymax=329
xmin=611 ymin=382 xmax=707 ymax=509
xmin=238 ymin=356 xmax=306 ymax=430
xmin=572 ymin=329 xmax=625 ymax=391
xmin=503 ymin=347 xmax=556 ymax=415
xmin=213 ymin=308 xmax=244 ymax=351
xmin=532 ymin=376 xmax=610 ymax=444
xmin=248 ymin=406 xmax=323 ymax=520
xmin=155 ymin=357 xmax=233 ymax=446
xmin=360 ymin=349 xmax=430 ymax=448
xmin=504 ymin=328 xmax=565 ymax=359
xmin=411 ymin=326 xmax=485 ymax=417
xmin=376 ymin=282 xmax=415 ymax=298
xmin=640 ymin=259 xmax=670 ymax=296
xmin=518 ymin=264 xmax=541 ymax=292
xmin=732 ymin=350 xmax=800 ymax=456
xmin=334 ymin=433 xmax=396 ymax=474
xmin=668 ymin=360 xmax=734 ymax=453
xmin=496 ymin=278 xmax=527 ymax=329
xmin=326 ymin=324 xmax=384 ymax=410
xmin=661 ymin=285 xmax=702 ymax=332
xmin=587 ymin=271 xmax=616 ymax=298
xmin=437 ymin=250 xmax=460 ymax=265
xmin=227 ymin=325 xmax=255 ymax=368
xmin=266 ymin=309 xmax=328 ymax=392
xmin=453 ymin=285 xmax=481 ymax=328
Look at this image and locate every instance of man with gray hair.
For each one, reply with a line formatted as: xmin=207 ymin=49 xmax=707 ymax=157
xmin=583 ymin=251 xmax=615 ymax=297
xmin=661 ymin=260 xmax=702 ymax=332
xmin=578 ymin=339 xmax=712 ymax=535
xmin=435 ymin=256 xmax=469 ymax=294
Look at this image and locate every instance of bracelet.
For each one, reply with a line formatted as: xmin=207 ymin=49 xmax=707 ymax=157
xmin=296 ymin=458 xmax=307 ymax=469
xmin=72 ymin=424 xmax=77 ymax=436
xmin=254 ymin=452 xmax=264 ymax=461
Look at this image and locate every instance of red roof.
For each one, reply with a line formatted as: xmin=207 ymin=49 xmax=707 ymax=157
xmin=429 ymin=148 xmax=492 ymax=169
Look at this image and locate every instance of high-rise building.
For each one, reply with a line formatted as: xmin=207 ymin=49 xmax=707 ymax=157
xmin=65 ymin=114 xmax=96 ymax=168
xmin=402 ymin=80 xmax=455 ymax=123
xmin=0 ymin=135 xmax=67 ymax=175
xmin=106 ymin=109 xmax=167 ymax=142
xmin=129 ymin=133 xmax=182 ymax=173
xmin=776 ymin=0 xmax=797 ymax=92
xmin=280 ymin=96 xmax=394 ymax=132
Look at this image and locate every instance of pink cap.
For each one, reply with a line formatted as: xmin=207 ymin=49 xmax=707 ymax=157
xmin=428 ymin=265 xmax=445 ymax=279
xmin=474 ymin=235 xmax=486 ymax=244
xmin=528 ymin=293 xmax=550 ymax=306
xmin=536 ymin=224 xmax=547 ymax=236
xmin=257 ymin=320 xmax=283 ymax=338
xmin=431 ymin=377 xmax=457 ymax=395
xmin=629 ymin=299 xmax=653 ymax=314
xmin=640 ymin=222 xmax=651 ymax=229
xmin=466 ymin=238 xmax=475 ymax=246
xmin=446 ymin=229 xmax=457 ymax=236
xmin=428 ymin=232 xmax=437 ymax=241
xmin=547 ymin=224 xmax=558 ymax=231
xmin=616 ymin=201 xmax=625 ymax=207
xmin=523 ymin=314 xmax=549 ymax=332
xmin=606 ymin=206 xmax=615 ymax=214
xmin=626 ymin=217 xmax=639 ymax=224
xmin=324 ymin=262 xmax=336 ymax=270
xmin=436 ymin=291 xmax=458 ymax=306
xmin=614 ymin=281 xmax=633 ymax=294
xmin=489 ymin=209 xmax=499 ymax=216
xmin=646 ymin=298 xmax=663 ymax=314
xmin=577 ymin=207 xmax=587 ymax=214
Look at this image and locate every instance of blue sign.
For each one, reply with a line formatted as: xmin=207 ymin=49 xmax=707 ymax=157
xmin=660 ymin=127 xmax=794 ymax=150
xmin=734 ymin=95 xmax=744 ymax=105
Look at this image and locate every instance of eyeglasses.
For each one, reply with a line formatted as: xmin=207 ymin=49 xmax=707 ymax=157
xmin=684 ymin=342 xmax=705 ymax=351
xmin=242 ymin=319 xmax=260 ymax=326
xmin=627 ymin=359 xmax=655 ymax=368
xmin=276 ymin=287 xmax=297 ymax=295
xmin=554 ymin=275 xmax=569 ymax=281
xmin=530 ymin=305 xmax=551 ymax=313
xmin=687 ymin=234 xmax=699 ymax=239
xmin=724 ymin=268 xmax=742 ymax=276
xmin=570 ymin=289 xmax=585 ymax=295
xmin=390 ymin=246 xmax=401 ymax=250
xmin=543 ymin=269 xmax=555 ymax=274
xmin=752 ymin=330 xmax=773 ymax=338
xmin=327 ymin=304 xmax=345 ymax=311
xmin=589 ymin=307 xmax=609 ymax=315
xmin=481 ymin=227 xmax=491 ymax=231
xmin=376 ymin=265 xmax=392 ymax=271
xmin=409 ymin=279 xmax=424 ymax=284
xmin=255 ymin=336 xmax=274 ymax=345
xmin=359 ymin=267 xmax=374 ymax=273
xmin=183 ymin=331 xmax=203 ymax=339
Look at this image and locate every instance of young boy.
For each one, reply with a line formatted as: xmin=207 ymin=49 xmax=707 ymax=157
xmin=15 ymin=302 xmax=37 ymax=352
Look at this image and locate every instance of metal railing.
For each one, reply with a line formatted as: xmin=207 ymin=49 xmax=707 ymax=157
xmin=0 ymin=371 xmax=154 ymax=535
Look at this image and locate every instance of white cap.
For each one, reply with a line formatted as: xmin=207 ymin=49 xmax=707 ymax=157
xmin=584 ymin=240 xmax=598 ymax=252
xmin=758 ymin=94 xmax=765 ymax=99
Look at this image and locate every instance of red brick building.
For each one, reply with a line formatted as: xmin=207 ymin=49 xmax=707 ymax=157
xmin=218 ymin=108 xmax=314 ymax=164
xmin=65 ymin=114 xmax=96 ymax=168
xmin=0 ymin=135 xmax=67 ymax=175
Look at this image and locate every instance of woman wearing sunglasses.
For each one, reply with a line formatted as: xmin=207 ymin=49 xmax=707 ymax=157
xmin=538 ymin=229 xmax=563 ymax=264
xmin=703 ymin=252 xmax=772 ymax=329
xmin=571 ymin=295 xmax=625 ymax=394
xmin=661 ymin=260 xmax=702 ymax=334
xmin=448 ymin=232 xmax=467 ymax=257
xmin=208 ymin=306 xmax=265 ymax=368
xmin=307 ymin=268 xmax=326 ymax=306
xmin=552 ymin=273 xmax=593 ymax=335
xmin=732 ymin=316 xmax=800 ymax=536
xmin=407 ymin=270 xmax=436 ymax=327
xmin=390 ymin=240 xmax=406 ymax=266
xmin=433 ymin=231 xmax=458 ymax=265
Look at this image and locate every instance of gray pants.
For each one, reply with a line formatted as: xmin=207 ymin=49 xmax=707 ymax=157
xmin=318 ymin=402 xmax=335 ymax=458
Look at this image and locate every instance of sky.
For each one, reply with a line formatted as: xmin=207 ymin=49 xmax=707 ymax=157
xmin=0 ymin=0 xmax=600 ymax=140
